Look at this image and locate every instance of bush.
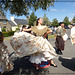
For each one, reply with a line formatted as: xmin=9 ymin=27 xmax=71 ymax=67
xmin=3 ymin=31 xmax=15 ymax=37
xmin=8 ymin=31 xmax=15 ymax=36
xmin=3 ymin=32 xmax=9 ymax=37
xmin=16 ymin=28 xmax=19 ymax=30
xmin=2 ymin=28 xmax=6 ymax=32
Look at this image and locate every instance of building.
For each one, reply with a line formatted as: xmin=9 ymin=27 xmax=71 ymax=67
xmin=9 ymin=16 xmax=29 ymax=31
xmin=0 ymin=13 xmax=29 ymax=31
xmin=0 ymin=12 xmax=11 ymax=31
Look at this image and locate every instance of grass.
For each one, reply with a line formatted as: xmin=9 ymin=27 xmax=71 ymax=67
xmin=48 ymin=34 xmax=55 ymax=39
xmin=4 ymin=36 xmax=12 ymax=41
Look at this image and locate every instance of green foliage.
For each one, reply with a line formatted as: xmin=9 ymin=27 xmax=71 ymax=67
xmin=15 ymin=24 xmax=21 ymax=31
xmin=51 ymin=18 xmax=59 ymax=26
xmin=48 ymin=34 xmax=55 ymax=39
xmin=16 ymin=28 xmax=19 ymax=30
xmin=3 ymin=31 xmax=15 ymax=37
xmin=73 ymin=16 xmax=75 ymax=23
xmin=43 ymin=14 xmax=51 ymax=26
xmin=2 ymin=28 xmax=6 ymax=32
xmin=63 ymin=16 xmax=71 ymax=25
xmin=28 ymin=12 xmax=37 ymax=26
xmin=33 ymin=21 xmax=36 ymax=26
xmin=1 ymin=0 xmax=55 ymax=16
xmin=2 ymin=32 xmax=9 ymax=37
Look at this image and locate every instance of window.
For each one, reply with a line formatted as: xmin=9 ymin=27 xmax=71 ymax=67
xmin=3 ymin=21 xmax=6 ymax=24
xmin=3 ymin=26 xmax=6 ymax=28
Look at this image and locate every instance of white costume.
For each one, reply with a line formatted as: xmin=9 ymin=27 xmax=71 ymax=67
xmin=10 ymin=32 xmax=57 ymax=64
xmin=71 ymin=26 xmax=75 ymax=45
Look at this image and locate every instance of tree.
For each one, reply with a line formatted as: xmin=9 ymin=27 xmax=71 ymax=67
xmin=28 ymin=12 xmax=37 ymax=26
xmin=51 ymin=18 xmax=59 ymax=26
xmin=63 ymin=16 xmax=71 ymax=25
xmin=1 ymin=0 xmax=55 ymax=16
xmin=0 ymin=2 xmax=5 ymax=16
xmin=43 ymin=14 xmax=51 ymax=26
xmin=73 ymin=16 xmax=75 ymax=23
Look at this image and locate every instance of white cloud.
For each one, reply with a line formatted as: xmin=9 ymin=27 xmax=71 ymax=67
xmin=66 ymin=2 xmax=75 ymax=6
xmin=71 ymin=14 xmax=75 ymax=16
xmin=60 ymin=9 xmax=66 ymax=12
xmin=50 ymin=8 xmax=66 ymax=12
xmin=66 ymin=3 xmax=71 ymax=5
xmin=50 ymin=9 xmax=58 ymax=11
xmin=73 ymin=2 xmax=75 ymax=4
xmin=71 ymin=2 xmax=75 ymax=6
xmin=69 ymin=17 xmax=73 ymax=21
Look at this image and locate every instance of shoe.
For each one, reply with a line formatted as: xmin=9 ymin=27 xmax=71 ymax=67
xmin=50 ymin=64 xmax=58 ymax=67
xmin=57 ymin=50 xmax=63 ymax=55
xmin=59 ymin=51 xmax=63 ymax=55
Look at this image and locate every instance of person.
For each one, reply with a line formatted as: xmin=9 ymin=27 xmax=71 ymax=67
xmin=70 ymin=24 xmax=75 ymax=45
xmin=0 ymin=27 xmax=2 ymax=32
xmin=10 ymin=18 xmax=57 ymax=70
xmin=21 ymin=25 xmax=26 ymax=32
xmin=51 ymin=26 xmax=54 ymax=35
xmin=55 ymin=22 xmax=66 ymax=55
xmin=21 ymin=25 xmax=31 ymax=33
xmin=0 ymin=32 xmax=13 ymax=75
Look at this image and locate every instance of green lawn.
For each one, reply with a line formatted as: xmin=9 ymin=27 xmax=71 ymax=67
xmin=4 ymin=36 xmax=12 ymax=41
xmin=48 ymin=34 xmax=55 ymax=39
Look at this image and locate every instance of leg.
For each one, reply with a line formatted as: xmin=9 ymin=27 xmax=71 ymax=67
xmin=50 ymin=59 xmax=57 ymax=67
xmin=36 ymin=64 xmax=39 ymax=70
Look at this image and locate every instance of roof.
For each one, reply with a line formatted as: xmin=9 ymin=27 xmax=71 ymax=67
xmin=8 ymin=20 xmax=16 ymax=26
xmin=0 ymin=15 xmax=8 ymax=21
xmin=14 ymin=19 xmax=29 ymax=25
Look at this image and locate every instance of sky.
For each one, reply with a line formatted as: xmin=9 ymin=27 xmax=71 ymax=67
xmin=6 ymin=1 xmax=75 ymax=22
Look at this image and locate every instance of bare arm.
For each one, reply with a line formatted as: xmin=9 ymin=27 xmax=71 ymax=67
xmin=46 ymin=29 xmax=53 ymax=34
xmin=44 ymin=28 xmax=53 ymax=38
xmin=22 ymin=28 xmax=32 ymax=32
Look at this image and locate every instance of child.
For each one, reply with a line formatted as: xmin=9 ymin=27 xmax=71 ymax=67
xmin=0 ymin=32 xmax=13 ymax=74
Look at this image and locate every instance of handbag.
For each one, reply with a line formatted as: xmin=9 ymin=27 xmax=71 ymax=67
xmin=63 ymin=33 xmax=68 ymax=41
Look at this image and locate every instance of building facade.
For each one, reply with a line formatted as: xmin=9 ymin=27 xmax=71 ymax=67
xmin=0 ymin=12 xmax=29 ymax=31
xmin=0 ymin=12 xmax=11 ymax=31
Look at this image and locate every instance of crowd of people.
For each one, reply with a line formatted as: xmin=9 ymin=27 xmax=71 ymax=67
xmin=0 ymin=17 xmax=75 ymax=75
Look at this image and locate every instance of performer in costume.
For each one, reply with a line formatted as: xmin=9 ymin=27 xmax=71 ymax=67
xmin=0 ymin=32 xmax=13 ymax=74
xmin=10 ymin=18 xmax=57 ymax=70
xmin=55 ymin=22 xmax=66 ymax=55
xmin=70 ymin=24 xmax=75 ymax=45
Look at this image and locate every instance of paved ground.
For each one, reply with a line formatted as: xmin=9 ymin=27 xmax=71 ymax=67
xmin=4 ymin=29 xmax=75 ymax=75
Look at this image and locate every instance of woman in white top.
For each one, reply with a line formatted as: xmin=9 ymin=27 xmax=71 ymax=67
xmin=71 ymin=24 xmax=75 ymax=45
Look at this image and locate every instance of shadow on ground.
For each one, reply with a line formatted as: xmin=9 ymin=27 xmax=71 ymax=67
xmin=4 ymin=56 xmax=50 ymax=75
xmin=59 ymin=56 xmax=75 ymax=71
